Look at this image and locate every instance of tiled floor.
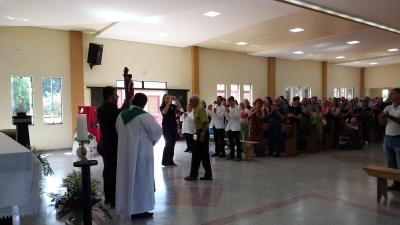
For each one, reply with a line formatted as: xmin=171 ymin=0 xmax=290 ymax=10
xmin=20 ymin=139 xmax=400 ymax=225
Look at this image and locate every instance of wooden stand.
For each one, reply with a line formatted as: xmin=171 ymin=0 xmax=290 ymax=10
xmin=283 ymin=125 xmax=297 ymax=157
xmin=73 ymin=160 xmax=98 ymax=225
xmin=12 ymin=112 xmax=32 ymax=148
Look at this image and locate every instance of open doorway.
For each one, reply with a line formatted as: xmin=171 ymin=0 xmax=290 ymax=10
xmin=116 ymin=89 xmax=166 ymax=125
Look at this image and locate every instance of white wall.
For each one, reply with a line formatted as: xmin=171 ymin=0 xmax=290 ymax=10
xmin=0 ymin=27 xmax=72 ymax=149
xmin=327 ymin=64 xmax=360 ymax=98
xmin=365 ymin=63 xmax=400 ymax=89
xmin=199 ymin=48 xmax=267 ymax=105
xmin=276 ymin=59 xmax=322 ymax=99
xmin=83 ymin=34 xmax=191 ymax=105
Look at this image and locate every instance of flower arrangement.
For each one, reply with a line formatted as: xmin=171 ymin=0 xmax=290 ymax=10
xmin=48 ymin=171 xmax=112 ymax=225
xmin=29 ymin=147 xmax=54 ymax=177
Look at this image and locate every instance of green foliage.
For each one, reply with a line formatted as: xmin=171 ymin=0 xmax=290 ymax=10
xmin=29 ymin=147 xmax=54 ymax=177
xmin=42 ymin=78 xmax=62 ymax=118
xmin=48 ymin=171 xmax=112 ymax=225
xmin=11 ymin=76 xmax=33 ymax=115
xmin=74 ymin=134 xmax=96 ymax=146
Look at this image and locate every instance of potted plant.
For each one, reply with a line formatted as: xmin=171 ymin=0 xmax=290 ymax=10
xmin=48 ymin=171 xmax=112 ymax=225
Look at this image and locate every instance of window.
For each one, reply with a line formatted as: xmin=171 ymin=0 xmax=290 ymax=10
xmin=217 ymin=84 xmax=226 ymax=97
xmin=346 ymin=88 xmax=354 ymax=99
xmin=243 ymin=84 xmax=253 ymax=103
xmin=333 ymin=88 xmax=340 ymax=98
xmin=382 ymin=89 xmax=389 ymax=101
xmin=340 ymin=88 xmax=346 ymax=98
xmin=116 ymin=80 xmax=145 ymax=89
xmin=230 ymin=84 xmax=240 ymax=101
xmin=143 ymin=81 xmax=167 ymax=89
xmin=294 ymin=85 xmax=302 ymax=99
xmin=11 ymin=76 xmax=34 ymax=116
xmin=42 ymin=78 xmax=62 ymax=124
xmin=304 ymin=86 xmax=311 ymax=98
xmin=333 ymin=87 xmax=354 ymax=99
xmin=284 ymin=86 xmax=292 ymax=101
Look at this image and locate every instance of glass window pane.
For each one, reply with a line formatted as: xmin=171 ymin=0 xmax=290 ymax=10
xmin=11 ymin=76 xmax=34 ymax=116
xmin=217 ymin=84 xmax=226 ymax=97
xmin=382 ymin=89 xmax=389 ymax=101
xmin=143 ymin=81 xmax=166 ymax=89
xmin=230 ymin=84 xmax=240 ymax=101
xmin=285 ymin=86 xmax=291 ymax=101
xmin=294 ymin=85 xmax=302 ymax=99
xmin=243 ymin=84 xmax=253 ymax=103
xmin=304 ymin=86 xmax=311 ymax=98
xmin=116 ymin=80 xmax=124 ymax=88
xmin=42 ymin=77 xmax=62 ymax=124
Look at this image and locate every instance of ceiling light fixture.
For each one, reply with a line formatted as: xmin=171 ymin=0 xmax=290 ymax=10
xmin=5 ymin=15 xmax=30 ymax=22
xmin=346 ymin=40 xmax=360 ymax=45
xmin=279 ymin=0 xmax=400 ymax=34
xmin=293 ymin=51 xmax=304 ymax=54
xmin=203 ymin=11 xmax=221 ymax=18
xmin=289 ymin=27 xmax=304 ymax=33
xmin=336 ymin=56 xmax=346 ymax=59
xmin=235 ymin=42 xmax=248 ymax=46
xmin=388 ymin=48 xmax=399 ymax=52
xmin=369 ymin=62 xmax=378 ymax=65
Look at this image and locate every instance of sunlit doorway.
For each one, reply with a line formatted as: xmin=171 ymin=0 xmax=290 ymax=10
xmin=116 ymin=80 xmax=167 ymax=126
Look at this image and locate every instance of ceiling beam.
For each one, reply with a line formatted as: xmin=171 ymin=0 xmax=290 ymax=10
xmin=274 ymin=0 xmax=400 ymax=35
xmin=94 ymin=22 xmax=118 ymax=37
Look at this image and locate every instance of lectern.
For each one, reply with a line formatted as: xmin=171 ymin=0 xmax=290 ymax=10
xmin=12 ymin=112 xmax=32 ymax=148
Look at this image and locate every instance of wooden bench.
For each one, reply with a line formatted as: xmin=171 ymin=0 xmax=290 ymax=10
xmin=363 ymin=165 xmax=400 ymax=202
xmin=282 ymin=125 xmax=297 ymax=157
xmin=297 ymin=124 xmax=318 ymax=153
xmin=224 ymin=138 xmax=260 ymax=160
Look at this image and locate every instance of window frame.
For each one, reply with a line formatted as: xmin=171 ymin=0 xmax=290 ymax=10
xmin=41 ymin=77 xmax=63 ymax=125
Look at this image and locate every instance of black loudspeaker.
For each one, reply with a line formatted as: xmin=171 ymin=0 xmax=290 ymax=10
xmin=87 ymin=43 xmax=103 ymax=69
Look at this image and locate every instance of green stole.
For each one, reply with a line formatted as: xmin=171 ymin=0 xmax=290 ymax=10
xmin=121 ymin=106 xmax=146 ymax=125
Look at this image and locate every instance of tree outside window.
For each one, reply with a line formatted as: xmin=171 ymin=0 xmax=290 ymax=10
xmin=11 ymin=76 xmax=34 ymax=116
xmin=42 ymin=77 xmax=62 ymax=124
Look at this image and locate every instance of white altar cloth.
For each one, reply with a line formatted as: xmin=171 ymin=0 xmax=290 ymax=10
xmin=0 ymin=132 xmax=41 ymax=219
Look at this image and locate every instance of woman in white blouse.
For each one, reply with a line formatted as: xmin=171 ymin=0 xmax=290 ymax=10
xmin=181 ymin=104 xmax=195 ymax=152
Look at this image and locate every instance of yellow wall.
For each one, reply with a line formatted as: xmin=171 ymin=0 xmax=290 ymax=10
xmin=2 ymin=27 xmax=399 ymax=149
xmin=199 ymin=48 xmax=267 ymax=105
xmin=83 ymin=34 xmax=192 ymax=105
xmin=276 ymin=59 xmax=322 ymax=98
xmin=0 ymin=27 xmax=72 ymax=149
xmin=327 ymin=64 xmax=360 ymax=98
xmin=365 ymin=63 xmax=400 ymax=89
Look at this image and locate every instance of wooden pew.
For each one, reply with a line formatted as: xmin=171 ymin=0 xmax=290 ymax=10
xmin=297 ymin=124 xmax=318 ymax=153
xmin=224 ymin=138 xmax=260 ymax=160
xmin=323 ymin=122 xmax=334 ymax=150
xmin=363 ymin=165 xmax=400 ymax=202
xmin=282 ymin=125 xmax=297 ymax=157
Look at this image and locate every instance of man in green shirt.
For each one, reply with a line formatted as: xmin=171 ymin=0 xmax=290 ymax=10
xmin=185 ymin=95 xmax=213 ymax=181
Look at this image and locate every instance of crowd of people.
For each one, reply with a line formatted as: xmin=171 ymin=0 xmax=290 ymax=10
xmin=178 ymin=94 xmax=391 ymax=159
xmin=96 ymin=83 xmax=400 ymax=220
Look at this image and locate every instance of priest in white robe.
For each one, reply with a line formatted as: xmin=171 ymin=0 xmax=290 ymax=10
xmin=115 ymin=93 xmax=162 ymax=219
